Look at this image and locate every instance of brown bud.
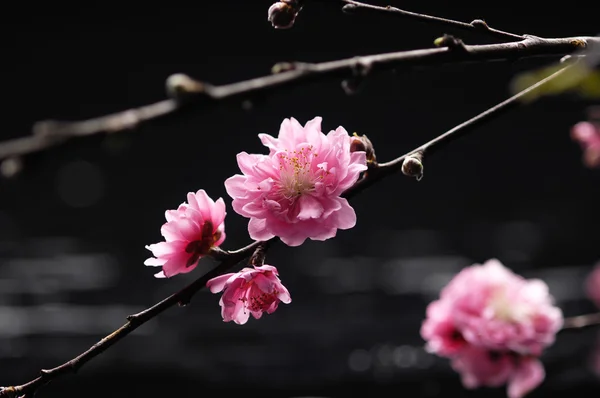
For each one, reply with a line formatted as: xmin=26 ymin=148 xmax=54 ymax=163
xmin=268 ymin=1 xmax=302 ymax=30
xmin=402 ymin=153 xmax=423 ymax=181
xmin=350 ymin=133 xmax=376 ymax=163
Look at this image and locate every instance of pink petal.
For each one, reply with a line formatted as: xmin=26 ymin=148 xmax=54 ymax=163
xmin=192 ymin=189 xmax=214 ymax=221
xmin=251 ymin=310 xmax=263 ymax=320
xmin=296 ymin=195 xmax=324 ymax=220
xmin=144 ymin=257 xmax=166 ymax=267
xmin=276 ymin=284 xmax=292 ymax=304
xmin=173 ymin=218 xmax=202 ymax=241
xmin=161 ymin=251 xmax=195 ymax=278
xmin=332 ymin=198 xmax=357 ymax=230
xmin=507 ymin=358 xmax=545 ymax=398
xmin=161 ymin=222 xmax=185 ymax=241
xmin=253 ymin=273 xmax=276 ymax=294
xmin=224 ymin=175 xmax=250 ymax=199
xmin=206 ymin=273 xmax=236 ymax=293
xmin=211 ymin=198 xmax=227 ymax=229
xmin=255 ymin=264 xmax=278 ymax=274
xmin=259 ymin=133 xmax=280 ymax=153
xmin=248 ymin=217 xmax=275 ymax=241
xmin=145 ymin=241 xmax=180 ymax=257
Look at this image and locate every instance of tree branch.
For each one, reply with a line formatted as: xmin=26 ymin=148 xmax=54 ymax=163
xmin=331 ymin=0 xmax=525 ymax=42
xmin=0 ymin=241 xmax=262 ymax=398
xmin=561 ymin=312 xmax=600 ymax=330
xmin=1 ymin=35 xmax=597 ymax=168
xmin=0 ymin=58 xmax=580 ymax=398
xmin=343 ymin=63 xmax=576 ymax=197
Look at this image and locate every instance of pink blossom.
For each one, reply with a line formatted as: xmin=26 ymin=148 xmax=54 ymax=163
xmin=145 ymin=189 xmax=226 ymax=278
xmin=224 ymin=117 xmax=367 ymax=246
xmin=206 ymin=265 xmax=291 ymax=325
xmin=421 ymin=259 xmax=563 ymax=397
xmin=585 ymin=263 xmax=600 ymax=308
xmin=451 ymin=345 xmax=545 ymax=398
xmin=571 ymin=121 xmax=600 ymax=168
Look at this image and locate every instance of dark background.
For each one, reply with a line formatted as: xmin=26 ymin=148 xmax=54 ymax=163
xmin=0 ymin=1 xmax=599 ymax=397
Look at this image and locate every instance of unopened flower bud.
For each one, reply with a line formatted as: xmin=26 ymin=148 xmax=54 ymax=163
xmin=350 ymin=133 xmax=376 ymax=163
xmin=268 ymin=1 xmax=302 ymax=29
xmin=402 ymin=153 xmax=423 ymax=181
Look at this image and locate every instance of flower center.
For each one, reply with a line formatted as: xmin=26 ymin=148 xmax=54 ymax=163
xmin=183 ymin=221 xmax=220 ymax=267
xmin=277 ymin=145 xmax=318 ymax=199
xmin=246 ymin=287 xmax=279 ymax=312
xmin=490 ymin=288 xmax=530 ymax=323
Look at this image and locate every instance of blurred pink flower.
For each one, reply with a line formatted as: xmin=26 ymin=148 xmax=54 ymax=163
xmin=224 ymin=117 xmax=367 ymax=246
xmin=585 ymin=263 xmax=600 ymax=308
xmin=206 ymin=264 xmax=291 ymax=325
xmin=571 ymin=121 xmax=600 ymax=168
xmin=451 ymin=345 xmax=545 ymax=398
xmin=145 ymin=189 xmax=226 ymax=278
xmin=421 ymin=259 xmax=563 ymax=398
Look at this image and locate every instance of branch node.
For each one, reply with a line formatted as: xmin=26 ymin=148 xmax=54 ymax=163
xmin=434 ymin=34 xmax=467 ymax=52
xmin=250 ymin=241 xmax=271 ymax=267
xmin=165 ymin=74 xmax=208 ymax=101
xmin=341 ymin=58 xmax=372 ymax=95
xmin=209 ymin=247 xmax=231 ymax=261
xmin=177 ymin=300 xmax=190 ymax=307
xmin=39 ymin=370 xmax=51 ymax=376
xmin=402 ymin=151 xmax=424 ymax=181
xmin=271 ymin=61 xmax=309 ymax=74
xmin=469 ymin=19 xmax=489 ymax=31
xmin=350 ymin=132 xmax=377 ymax=164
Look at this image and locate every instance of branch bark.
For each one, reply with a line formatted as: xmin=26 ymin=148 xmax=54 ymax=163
xmin=330 ymin=0 xmax=525 ymax=41
xmin=561 ymin=312 xmax=600 ymax=330
xmin=0 ymin=35 xmax=597 ymax=165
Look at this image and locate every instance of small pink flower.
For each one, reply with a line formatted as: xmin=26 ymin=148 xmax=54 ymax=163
xmin=451 ymin=345 xmax=545 ymax=398
xmin=145 ymin=189 xmax=226 ymax=278
xmin=571 ymin=121 xmax=600 ymax=168
xmin=206 ymin=265 xmax=291 ymax=325
xmin=224 ymin=117 xmax=367 ymax=247
xmin=585 ymin=263 xmax=600 ymax=308
xmin=421 ymin=259 xmax=563 ymax=397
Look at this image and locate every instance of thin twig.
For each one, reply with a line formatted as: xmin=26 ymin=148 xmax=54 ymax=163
xmin=561 ymin=312 xmax=600 ymax=330
xmin=343 ymin=63 xmax=576 ymax=197
xmin=0 ymin=57 xmax=578 ymax=398
xmin=332 ymin=0 xmax=525 ymax=41
xmin=0 ymin=35 xmax=597 ymax=165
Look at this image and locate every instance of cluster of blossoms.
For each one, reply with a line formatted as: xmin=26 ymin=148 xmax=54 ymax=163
xmin=145 ymin=117 xmax=367 ymax=324
xmin=144 ymin=116 xmax=576 ymax=396
xmin=421 ymin=259 xmax=564 ymax=398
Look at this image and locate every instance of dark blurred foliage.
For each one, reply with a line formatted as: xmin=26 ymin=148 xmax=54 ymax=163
xmin=0 ymin=1 xmax=599 ymax=397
